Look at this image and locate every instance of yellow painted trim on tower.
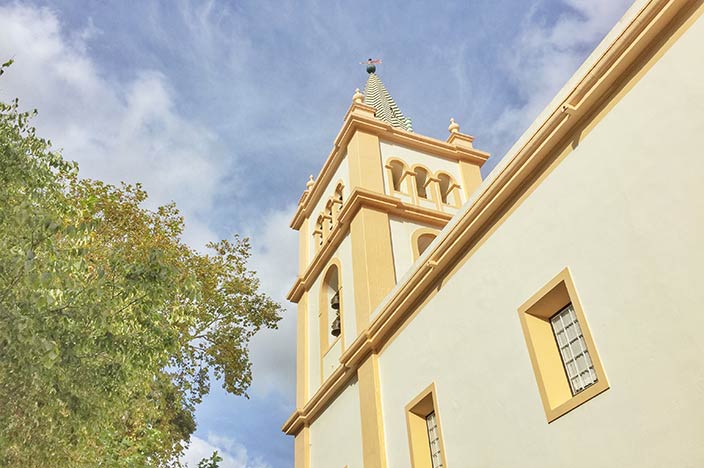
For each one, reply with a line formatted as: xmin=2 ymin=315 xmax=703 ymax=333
xmin=298 ymin=216 xmax=309 ymax=275
xmin=458 ymin=160 xmax=482 ymax=201
xmin=411 ymin=228 xmax=440 ymax=261
xmin=290 ymin=110 xmax=489 ymax=230
xmin=358 ymin=354 xmax=388 ymax=468
xmin=296 ymin=292 xmax=309 ymax=408
xmin=348 ymin=130 xmax=385 ymax=193
xmin=287 ymin=188 xmax=452 ymax=303
xmin=293 ymin=426 xmax=310 ymax=468
xmin=284 ymin=0 xmax=703 ymax=437
xmin=342 ymin=123 xmax=393 ymax=467
xmin=349 ymin=206 xmax=396 ymax=330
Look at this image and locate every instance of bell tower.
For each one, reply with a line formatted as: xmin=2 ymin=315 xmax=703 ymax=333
xmin=285 ymin=63 xmax=489 ymax=468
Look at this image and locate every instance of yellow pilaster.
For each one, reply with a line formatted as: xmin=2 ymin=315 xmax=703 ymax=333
xmin=346 ymin=127 xmax=397 ymax=328
xmin=459 ymin=160 xmax=483 ymax=200
xmin=296 ymin=292 xmax=309 ymax=408
xmin=347 ymin=130 xmax=385 ymax=193
xmin=358 ymin=354 xmax=387 ymax=468
xmin=349 ymin=207 xmax=396 ymax=329
xmin=346 ymin=127 xmax=393 ymax=468
xmin=298 ymin=218 xmax=309 ymax=275
xmin=294 ymin=426 xmax=310 ymax=468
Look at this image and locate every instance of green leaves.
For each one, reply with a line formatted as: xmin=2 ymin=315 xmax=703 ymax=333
xmin=0 ymin=83 xmax=281 ymax=466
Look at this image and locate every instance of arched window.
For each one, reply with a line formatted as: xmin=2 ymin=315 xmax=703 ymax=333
xmin=414 ymin=167 xmax=429 ymax=199
xmin=412 ymin=229 xmax=439 ymax=260
xmin=417 ymin=233 xmax=436 ymax=256
xmin=324 ymin=204 xmax=334 ymax=232
xmin=323 ymin=265 xmax=341 ymax=341
xmin=314 ymin=215 xmax=325 ymax=248
xmin=438 ymin=173 xmax=453 ymax=204
xmin=331 ymin=184 xmax=344 ymax=221
xmin=334 ymin=183 xmax=344 ymax=204
xmin=389 ymin=161 xmax=405 ymax=192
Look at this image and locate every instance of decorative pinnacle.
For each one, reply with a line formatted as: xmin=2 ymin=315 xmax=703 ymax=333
xmin=361 ymin=58 xmax=382 ymax=74
xmin=306 ymin=175 xmax=315 ymax=190
xmin=448 ymin=117 xmax=460 ymax=134
xmin=352 ymin=88 xmax=364 ymax=104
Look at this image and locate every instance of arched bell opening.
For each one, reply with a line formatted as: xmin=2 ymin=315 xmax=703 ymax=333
xmin=324 ymin=265 xmax=341 ymax=339
xmin=414 ymin=167 xmax=429 ymax=199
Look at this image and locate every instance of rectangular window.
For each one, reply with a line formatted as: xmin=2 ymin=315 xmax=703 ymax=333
xmin=518 ymin=268 xmax=609 ymax=422
xmin=406 ymin=384 xmax=447 ymax=468
xmin=425 ymin=411 xmax=443 ymax=468
xmin=550 ymin=304 xmax=597 ymax=395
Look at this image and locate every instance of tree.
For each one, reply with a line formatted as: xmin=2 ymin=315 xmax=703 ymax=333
xmin=0 ymin=61 xmax=281 ymax=467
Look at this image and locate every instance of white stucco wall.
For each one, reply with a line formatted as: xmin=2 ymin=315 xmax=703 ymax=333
xmin=337 ymin=233 xmax=357 ymax=342
xmin=379 ymin=12 xmax=704 ymax=468
xmin=388 ymin=216 xmax=440 ymax=282
xmin=309 ymin=378 xmax=364 ymax=468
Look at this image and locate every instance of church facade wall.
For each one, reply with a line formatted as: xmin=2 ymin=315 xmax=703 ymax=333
xmin=377 ymin=10 xmax=704 ymax=467
xmin=286 ymin=3 xmax=704 ymax=468
xmin=308 ymin=377 xmax=365 ymax=468
xmin=388 ymin=215 xmax=439 ymax=282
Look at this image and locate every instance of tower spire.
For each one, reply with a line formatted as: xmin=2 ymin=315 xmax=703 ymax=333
xmin=362 ymin=61 xmax=413 ymax=132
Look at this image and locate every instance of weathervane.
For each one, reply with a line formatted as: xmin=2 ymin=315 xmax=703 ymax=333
xmin=360 ymin=58 xmax=382 ymax=73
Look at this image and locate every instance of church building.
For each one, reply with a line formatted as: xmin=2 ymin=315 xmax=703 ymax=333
xmin=282 ymin=0 xmax=704 ymax=466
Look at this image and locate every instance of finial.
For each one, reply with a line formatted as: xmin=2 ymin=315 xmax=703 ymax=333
xmin=306 ymin=175 xmax=315 ymax=190
xmin=360 ymin=58 xmax=382 ymax=74
xmin=448 ymin=117 xmax=460 ymax=134
xmin=352 ymin=88 xmax=364 ymax=104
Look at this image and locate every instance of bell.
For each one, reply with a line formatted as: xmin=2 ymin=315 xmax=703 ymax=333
xmin=330 ymin=291 xmax=340 ymax=310
xmin=331 ymin=314 xmax=341 ymax=337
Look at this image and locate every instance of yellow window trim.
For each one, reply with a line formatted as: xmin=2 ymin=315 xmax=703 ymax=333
xmin=518 ymin=267 xmax=609 ymax=422
xmin=411 ymin=228 xmax=439 ymax=261
xmin=405 ymin=383 xmax=448 ymax=468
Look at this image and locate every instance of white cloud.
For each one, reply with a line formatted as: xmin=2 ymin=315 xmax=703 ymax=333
xmin=0 ymin=0 xmax=296 ymax=441
xmin=181 ymin=433 xmax=271 ymax=468
xmin=246 ymin=205 xmax=298 ymax=401
xmin=0 ymin=3 xmax=229 ymax=248
xmin=486 ymin=0 xmax=633 ymax=156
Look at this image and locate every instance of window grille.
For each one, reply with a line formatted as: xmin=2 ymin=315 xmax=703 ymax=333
xmin=425 ymin=411 xmax=443 ymax=468
xmin=550 ymin=304 xmax=597 ymax=395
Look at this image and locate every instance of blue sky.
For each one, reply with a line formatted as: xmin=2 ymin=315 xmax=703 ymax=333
xmin=0 ymin=1 xmax=632 ymax=466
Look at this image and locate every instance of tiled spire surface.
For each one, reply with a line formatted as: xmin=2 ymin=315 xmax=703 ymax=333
xmin=363 ymin=71 xmax=413 ymax=132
